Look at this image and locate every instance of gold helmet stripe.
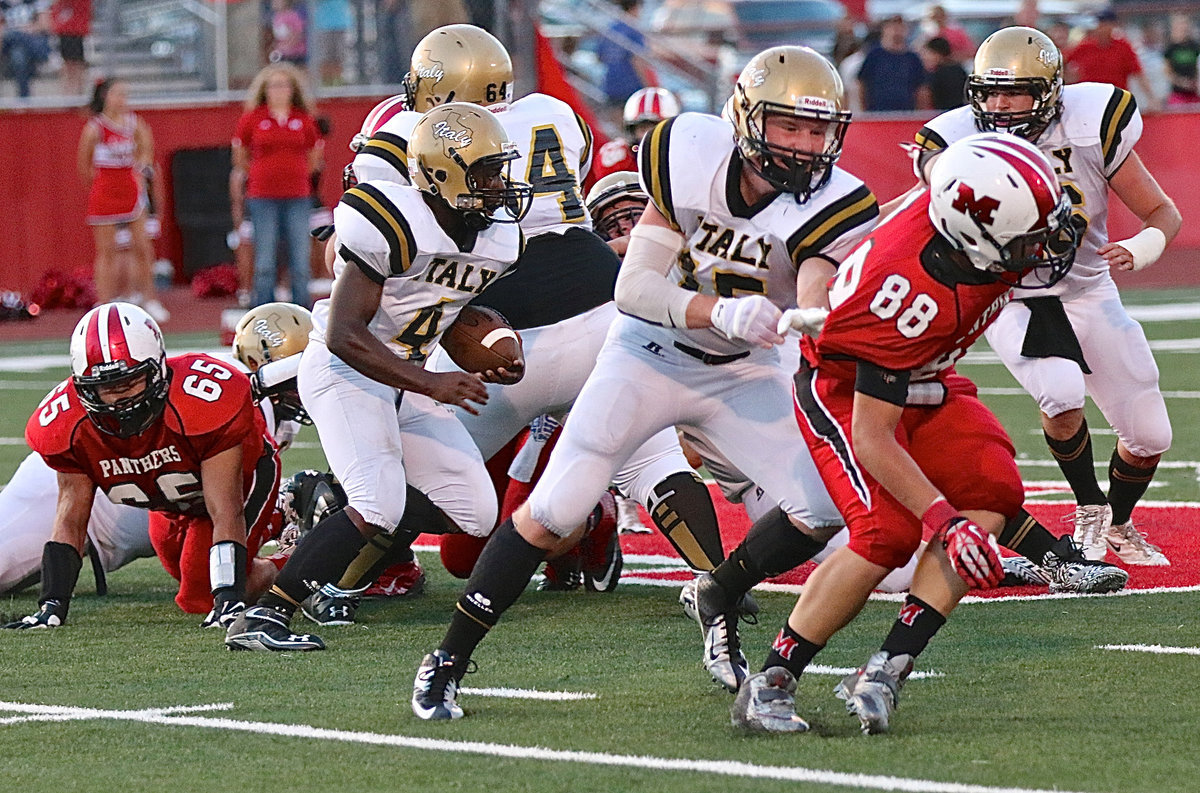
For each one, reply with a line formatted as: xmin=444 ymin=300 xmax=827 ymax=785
xmin=639 ymin=117 xmax=680 ymax=231
xmin=342 ymin=184 xmax=417 ymax=276
xmin=786 ymin=185 xmax=878 ymax=265
xmin=1100 ymin=87 xmax=1137 ymax=169
xmin=362 ymin=131 xmax=410 ymax=174
xmin=914 ymin=126 xmax=949 ymax=152
xmin=573 ymin=111 xmax=594 ymax=169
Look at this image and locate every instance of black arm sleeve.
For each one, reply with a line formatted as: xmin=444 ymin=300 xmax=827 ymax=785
xmin=854 ymin=360 xmax=911 ymax=407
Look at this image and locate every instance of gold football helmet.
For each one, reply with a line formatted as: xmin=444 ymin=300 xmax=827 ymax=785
xmin=409 ymin=102 xmax=532 ymax=230
xmin=232 ymin=302 xmax=313 ymax=424
xmin=729 ymin=45 xmax=850 ymax=201
xmin=404 ymin=24 xmax=513 ymax=112
xmin=968 ymin=27 xmax=1063 ymax=140
xmin=585 ymin=171 xmax=647 ymax=240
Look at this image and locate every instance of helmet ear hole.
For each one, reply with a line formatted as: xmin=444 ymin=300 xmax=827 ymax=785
xmin=434 ymin=169 xmax=448 ymax=182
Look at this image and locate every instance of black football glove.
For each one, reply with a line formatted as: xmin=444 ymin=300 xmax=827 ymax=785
xmin=4 ymin=599 xmax=68 ymax=629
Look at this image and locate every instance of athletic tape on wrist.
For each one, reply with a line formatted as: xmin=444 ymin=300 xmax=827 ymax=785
xmin=1115 ymin=227 xmax=1166 ymax=271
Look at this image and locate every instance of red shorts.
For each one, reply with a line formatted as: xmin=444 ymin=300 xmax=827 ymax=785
xmin=794 ymin=364 xmax=1024 ymax=570
xmin=147 ymin=467 xmax=282 ymax=614
xmin=86 ymin=167 xmax=145 ymax=225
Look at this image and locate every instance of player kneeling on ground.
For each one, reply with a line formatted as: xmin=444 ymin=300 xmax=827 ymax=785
xmin=8 ymin=303 xmax=283 ymax=633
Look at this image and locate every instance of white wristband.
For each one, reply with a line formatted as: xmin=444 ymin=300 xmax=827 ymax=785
xmin=209 ymin=541 xmax=238 ymax=592
xmin=1114 ymin=227 xmax=1166 ymax=272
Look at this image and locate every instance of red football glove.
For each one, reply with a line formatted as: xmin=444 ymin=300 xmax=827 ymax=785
xmin=922 ymin=499 xmax=1004 ymax=589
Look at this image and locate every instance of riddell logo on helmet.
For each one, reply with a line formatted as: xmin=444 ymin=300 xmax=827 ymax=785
xmin=984 ymin=68 xmax=1015 ymax=78
xmin=950 ymin=183 xmax=1001 ymax=225
xmin=797 ymin=96 xmax=834 ymax=113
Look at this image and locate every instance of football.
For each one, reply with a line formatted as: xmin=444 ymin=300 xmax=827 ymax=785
xmin=441 ymin=305 xmax=523 ymax=380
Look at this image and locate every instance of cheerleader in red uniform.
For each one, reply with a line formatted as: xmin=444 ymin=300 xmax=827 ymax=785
xmin=77 ymin=78 xmax=168 ymax=321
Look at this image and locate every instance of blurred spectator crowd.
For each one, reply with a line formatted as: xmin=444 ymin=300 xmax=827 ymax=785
xmin=3 ymin=1 xmax=1200 ymax=116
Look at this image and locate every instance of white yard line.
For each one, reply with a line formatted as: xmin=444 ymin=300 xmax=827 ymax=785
xmin=0 ymin=700 xmax=1095 ymax=793
xmin=963 ymin=337 xmax=1200 ymax=365
xmin=977 ymin=386 xmax=1200 ymax=399
xmin=459 ymin=687 xmax=597 ymax=700
xmin=1097 ymin=644 xmax=1200 ymax=657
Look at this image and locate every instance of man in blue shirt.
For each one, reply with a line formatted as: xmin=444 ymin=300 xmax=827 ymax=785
xmin=858 ymin=15 xmax=927 ymax=112
xmin=598 ymin=0 xmax=652 ymax=109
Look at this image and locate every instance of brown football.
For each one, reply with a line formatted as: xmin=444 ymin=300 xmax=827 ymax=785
xmin=441 ymin=305 xmax=523 ymax=379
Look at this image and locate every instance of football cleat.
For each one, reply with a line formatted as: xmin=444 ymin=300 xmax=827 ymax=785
xmin=301 ymin=583 xmax=366 ymax=626
xmin=678 ymin=577 xmax=760 ymax=625
xmin=1041 ymin=535 xmax=1129 ymax=593
xmin=689 ymin=573 xmax=750 ymax=692
xmin=581 ymin=491 xmax=622 ymax=592
xmin=730 ymin=667 xmax=809 ymax=733
xmin=538 ymin=545 xmax=583 ymax=591
xmin=614 ymin=491 xmax=651 ymax=534
xmin=412 ymin=650 xmax=465 ymax=720
xmin=998 ymin=554 xmax=1051 ymax=587
xmin=225 ymin=605 xmax=325 ymax=652
xmin=1070 ymin=503 xmax=1111 ymax=562
xmin=3 ymin=599 xmax=66 ymax=629
xmin=834 ymin=651 xmax=911 ymax=735
xmin=363 ymin=559 xmax=426 ymax=598
xmin=1105 ymin=520 xmax=1170 ymax=566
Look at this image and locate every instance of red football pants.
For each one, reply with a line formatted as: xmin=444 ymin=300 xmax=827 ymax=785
xmin=795 ymin=366 xmax=1024 ymax=570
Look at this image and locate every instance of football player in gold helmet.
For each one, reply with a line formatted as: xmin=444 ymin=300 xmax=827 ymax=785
xmin=967 ymin=26 xmax=1063 ymax=140
xmin=727 ymin=45 xmax=852 ymax=202
xmin=404 ymin=24 xmax=513 ymax=112
xmin=232 ymin=301 xmax=314 ymax=426
xmin=407 ymin=102 xmax=531 ymax=231
xmin=584 ymin=170 xmax=647 ymax=247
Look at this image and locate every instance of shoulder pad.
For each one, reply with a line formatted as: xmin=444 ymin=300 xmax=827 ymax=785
xmin=787 ymin=177 xmax=879 ymax=265
xmin=337 ymin=182 xmax=424 ymax=279
xmin=167 ymin=354 xmax=255 ymax=436
xmin=638 ymin=113 xmax=729 ymax=231
xmin=24 ymin=380 xmax=87 ymax=461
xmin=915 ymin=106 xmax=976 ymax=150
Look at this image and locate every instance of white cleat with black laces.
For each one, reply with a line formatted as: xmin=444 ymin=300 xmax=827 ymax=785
xmin=1106 ymin=520 xmax=1169 ymax=566
xmin=1041 ymin=536 xmax=1129 ymax=592
xmin=412 ymin=650 xmax=465 ymax=720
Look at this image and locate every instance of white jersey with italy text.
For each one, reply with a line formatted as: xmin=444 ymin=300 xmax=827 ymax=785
xmin=313 ymin=180 xmax=522 ymax=361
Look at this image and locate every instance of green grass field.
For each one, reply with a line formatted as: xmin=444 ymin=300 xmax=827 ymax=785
xmin=1 ymin=292 xmax=1198 ymax=793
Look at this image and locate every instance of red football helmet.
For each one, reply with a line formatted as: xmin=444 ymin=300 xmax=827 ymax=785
xmin=623 ymin=87 xmax=681 ymax=139
xmin=69 ymin=302 xmax=169 ymax=437
xmin=350 ymin=92 xmax=408 ymax=153
xmin=928 ymin=133 xmax=1078 ymax=288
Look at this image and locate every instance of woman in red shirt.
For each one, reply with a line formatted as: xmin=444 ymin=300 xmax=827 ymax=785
xmin=77 ymin=77 xmax=165 ymax=320
xmin=231 ymin=63 xmax=323 ymax=307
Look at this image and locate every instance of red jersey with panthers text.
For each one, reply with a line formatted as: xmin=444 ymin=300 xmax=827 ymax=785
xmin=26 ymin=353 xmax=277 ymax=517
